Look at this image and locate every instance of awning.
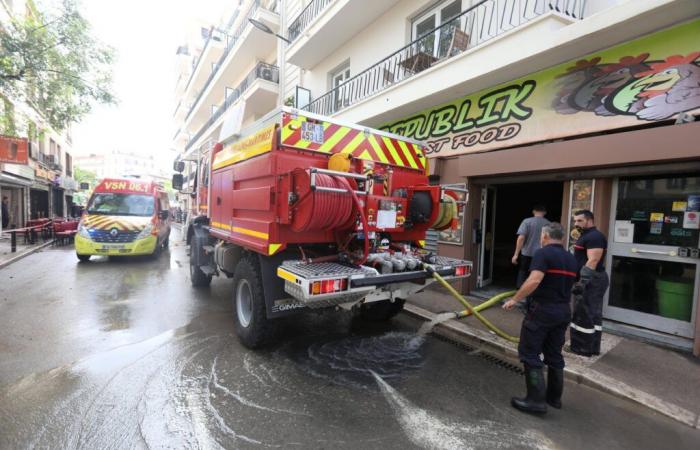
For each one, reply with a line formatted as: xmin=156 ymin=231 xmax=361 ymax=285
xmin=0 ymin=171 xmax=33 ymax=187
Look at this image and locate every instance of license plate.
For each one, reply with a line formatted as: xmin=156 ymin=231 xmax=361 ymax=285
xmin=100 ymin=244 xmax=126 ymax=250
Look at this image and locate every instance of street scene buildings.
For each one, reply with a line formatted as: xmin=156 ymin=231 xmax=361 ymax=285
xmin=0 ymin=1 xmax=78 ymax=231
xmin=2 ymin=0 xmax=700 ymax=448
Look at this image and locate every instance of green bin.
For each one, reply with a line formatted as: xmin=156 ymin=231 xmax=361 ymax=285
xmin=656 ymin=278 xmax=694 ymax=321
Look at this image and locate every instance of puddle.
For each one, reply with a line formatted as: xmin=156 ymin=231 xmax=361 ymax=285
xmin=285 ymin=332 xmax=426 ymax=388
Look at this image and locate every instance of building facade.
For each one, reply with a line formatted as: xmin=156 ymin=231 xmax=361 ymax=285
xmin=280 ymin=0 xmax=700 ymax=354
xmin=73 ymin=150 xmax=167 ymax=182
xmin=0 ymin=0 xmax=78 ymax=230
xmin=172 ymin=0 xmax=281 ymax=215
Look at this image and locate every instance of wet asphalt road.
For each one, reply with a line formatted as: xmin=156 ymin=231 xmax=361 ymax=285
xmin=1 ymin=230 xmax=699 ymax=449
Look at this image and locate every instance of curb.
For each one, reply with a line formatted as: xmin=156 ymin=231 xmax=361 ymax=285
xmin=0 ymin=240 xmax=54 ymax=270
xmin=403 ymin=303 xmax=700 ymax=429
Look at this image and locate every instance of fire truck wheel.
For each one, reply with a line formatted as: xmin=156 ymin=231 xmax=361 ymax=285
xmin=359 ymin=298 xmax=406 ymax=322
xmin=77 ymin=254 xmax=91 ymax=263
xmin=232 ymin=258 xmax=272 ymax=349
xmin=190 ymin=254 xmax=212 ymax=288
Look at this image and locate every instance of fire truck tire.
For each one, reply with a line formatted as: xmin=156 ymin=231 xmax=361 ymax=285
xmin=77 ymin=254 xmax=91 ymax=263
xmin=232 ymin=258 xmax=273 ymax=349
xmin=190 ymin=247 xmax=212 ymax=288
xmin=359 ymin=298 xmax=406 ymax=322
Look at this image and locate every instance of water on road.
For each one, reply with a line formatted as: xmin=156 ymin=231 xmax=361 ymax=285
xmin=1 ymin=232 xmax=698 ymax=449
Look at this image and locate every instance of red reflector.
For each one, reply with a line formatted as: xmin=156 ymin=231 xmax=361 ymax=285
xmin=455 ymin=266 xmax=466 ymax=276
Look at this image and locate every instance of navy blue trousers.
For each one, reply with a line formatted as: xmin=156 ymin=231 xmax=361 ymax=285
xmin=518 ymin=302 xmax=571 ymax=369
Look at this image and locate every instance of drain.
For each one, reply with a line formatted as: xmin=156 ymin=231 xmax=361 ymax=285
xmin=430 ymin=332 xmax=523 ymax=375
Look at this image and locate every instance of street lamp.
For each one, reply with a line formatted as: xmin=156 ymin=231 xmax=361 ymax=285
xmin=248 ymin=18 xmax=290 ymax=43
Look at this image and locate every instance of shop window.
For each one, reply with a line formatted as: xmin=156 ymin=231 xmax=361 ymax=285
xmin=614 ymin=175 xmax=700 ymax=247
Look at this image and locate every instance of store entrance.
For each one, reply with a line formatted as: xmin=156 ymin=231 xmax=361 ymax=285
xmin=475 ymin=181 xmax=564 ymax=298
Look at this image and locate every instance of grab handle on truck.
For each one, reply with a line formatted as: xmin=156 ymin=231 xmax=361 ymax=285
xmin=309 ymin=168 xmax=369 ymax=196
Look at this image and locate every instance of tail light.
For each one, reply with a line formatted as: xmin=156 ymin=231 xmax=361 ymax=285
xmin=455 ymin=265 xmax=469 ymax=277
xmin=310 ymin=278 xmax=348 ymax=295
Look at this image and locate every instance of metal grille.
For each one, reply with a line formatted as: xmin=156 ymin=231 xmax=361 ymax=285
xmin=287 ymin=0 xmax=335 ymax=42
xmin=281 ymin=260 xmax=377 ymax=279
xmin=89 ymin=230 xmax=140 ymax=243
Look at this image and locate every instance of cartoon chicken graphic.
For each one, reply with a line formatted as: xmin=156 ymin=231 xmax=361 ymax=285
xmin=569 ymin=54 xmax=650 ymax=116
xmin=551 ymin=57 xmax=602 ymax=114
xmin=609 ymin=52 xmax=700 ymax=120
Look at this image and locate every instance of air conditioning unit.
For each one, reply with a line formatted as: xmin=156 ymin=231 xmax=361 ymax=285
xmin=260 ymin=66 xmax=274 ymax=81
xmin=44 ymin=154 xmax=55 ymax=164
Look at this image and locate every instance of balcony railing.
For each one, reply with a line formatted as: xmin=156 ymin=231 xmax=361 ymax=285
xmin=305 ymin=0 xmax=586 ymax=116
xmin=184 ymin=0 xmax=264 ymax=124
xmin=184 ymin=62 xmax=279 ymax=151
xmin=287 ymin=0 xmax=335 ymax=42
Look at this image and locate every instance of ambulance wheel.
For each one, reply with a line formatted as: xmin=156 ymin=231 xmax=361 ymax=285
xmin=77 ymin=254 xmax=91 ymax=263
xmin=232 ymin=257 xmax=273 ymax=349
xmin=359 ymin=298 xmax=406 ymax=322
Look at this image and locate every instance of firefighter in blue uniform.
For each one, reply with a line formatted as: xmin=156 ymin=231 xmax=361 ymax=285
xmin=570 ymin=209 xmax=608 ymax=356
xmin=503 ymin=223 xmax=577 ymax=413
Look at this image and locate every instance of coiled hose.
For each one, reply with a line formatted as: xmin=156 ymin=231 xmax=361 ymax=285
xmin=302 ymin=174 xmax=354 ymax=231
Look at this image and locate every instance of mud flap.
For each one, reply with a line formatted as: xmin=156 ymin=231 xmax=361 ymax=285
xmin=192 ymin=223 xmax=213 ymax=268
xmin=256 ymin=252 xmax=308 ymax=319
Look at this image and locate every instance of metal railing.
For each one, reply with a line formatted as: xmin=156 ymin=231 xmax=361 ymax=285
xmin=184 ymin=0 xmax=263 ymax=124
xmin=305 ymin=0 xmax=586 ymax=116
xmin=185 ymin=62 xmax=279 ymax=151
xmin=287 ymin=0 xmax=335 ymax=42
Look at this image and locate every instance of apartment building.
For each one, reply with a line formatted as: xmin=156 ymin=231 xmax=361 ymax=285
xmin=172 ymin=0 xmax=281 ymax=215
xmin=282 ymin=0 xmax=700 ymax=353
xmin=0 ymin=0 xmax=78 ymax=228
xmin=73 ymin=150 xmax=168 ymax=182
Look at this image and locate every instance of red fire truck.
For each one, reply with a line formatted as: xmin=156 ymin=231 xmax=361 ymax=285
xmin=173 ymin=108 xmax=471 ymax=348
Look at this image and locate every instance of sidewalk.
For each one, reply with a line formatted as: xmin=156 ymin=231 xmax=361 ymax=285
xmin=0 ymin=235 xmax=54 ymax=269
xmin=405 ymin=286 xmax=700 ymax=429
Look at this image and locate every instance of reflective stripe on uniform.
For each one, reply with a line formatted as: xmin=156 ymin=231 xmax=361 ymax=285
xmin=570 ymin=322 xmax=596 ymax=334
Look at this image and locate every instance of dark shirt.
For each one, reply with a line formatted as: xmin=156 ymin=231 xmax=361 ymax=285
xmin=529 ymin=243 xmax=579 ymax=305
xmin=574 ymin=227 xmax=607 ymax=272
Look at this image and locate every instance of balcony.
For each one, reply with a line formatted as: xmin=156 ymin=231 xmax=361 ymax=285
xmin=184 ymin=63 xmax=279 ymax=152
xmin=182 ymin=0 xmax=279 ymax=133
xmin=286 ymin=0 xmax=401 ymax=69
xmin=180 ymin=28 xmax=226 ymax=109
xmin=305 ymin=0 xmax=587 ymax=117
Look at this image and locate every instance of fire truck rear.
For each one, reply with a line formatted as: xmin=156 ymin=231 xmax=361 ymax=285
xmin=174 ymin=108 xmax=472 ymax=348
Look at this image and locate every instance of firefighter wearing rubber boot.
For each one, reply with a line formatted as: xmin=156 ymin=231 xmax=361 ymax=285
xmin=570 ymin=210 xmax=609 ymax=356
xmin=503 ymin=223 xmax=577 ymax=413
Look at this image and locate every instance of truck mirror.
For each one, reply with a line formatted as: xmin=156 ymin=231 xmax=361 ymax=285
xmin=173 ymin=160 xmax=185 ymax=173
xmin=172 ymin=174 xmax=184 ymax=191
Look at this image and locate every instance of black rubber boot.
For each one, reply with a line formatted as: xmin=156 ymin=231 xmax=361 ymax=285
xmin=511 ymin=366 xmax=547 ymax=414
xmin=546 ymin=367 xmax=564 ymax=409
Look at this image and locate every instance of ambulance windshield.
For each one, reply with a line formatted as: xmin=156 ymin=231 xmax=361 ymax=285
xmin=87 ymin=193 xmax=155 ymax=216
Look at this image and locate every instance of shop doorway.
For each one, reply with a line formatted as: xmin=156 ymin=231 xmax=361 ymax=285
xmin=30 ymin=189 xmax=49 ymax=219
xmin=476 ymin=181 xmax=564 ymax=297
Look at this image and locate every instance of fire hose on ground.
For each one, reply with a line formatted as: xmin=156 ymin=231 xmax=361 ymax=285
xmin=425 ymin=266 xmax=520 ymax=343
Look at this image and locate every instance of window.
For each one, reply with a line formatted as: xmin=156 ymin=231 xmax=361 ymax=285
xmin=412 ymin=0 xmax=464 ymax=58
xmin=330 ymin=62 xmax=351 ymax=112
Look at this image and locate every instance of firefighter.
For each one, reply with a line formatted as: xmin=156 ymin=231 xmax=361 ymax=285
xmin=503 ymin=223 xmax=577 ymax=413
xmin=569 ymin=209 xmax=608 ymax=356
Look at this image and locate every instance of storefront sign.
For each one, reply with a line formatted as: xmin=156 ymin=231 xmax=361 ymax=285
xmin=382 ymin=20 xmax=700 ymax=157
xmin=35 ymin=167 xmax=52 ymax=180
xmin=2 ymin=163 xmax=35 ymax=181
xmin=0 ymin=135 xmax=29 ymax=165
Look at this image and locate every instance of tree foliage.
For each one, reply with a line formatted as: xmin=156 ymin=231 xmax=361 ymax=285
xmin=0 ymin=0 xmax=115 ymax=131
xmin=73 ymin=165 xmax=97 ymax=187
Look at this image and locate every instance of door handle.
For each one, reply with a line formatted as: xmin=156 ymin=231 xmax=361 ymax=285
xmin=631 ymin=247 xmax=677 ymax=257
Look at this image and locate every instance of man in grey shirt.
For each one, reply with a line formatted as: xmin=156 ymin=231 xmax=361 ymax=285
xmin=512 ymin=205 xmax=550 ymax=289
